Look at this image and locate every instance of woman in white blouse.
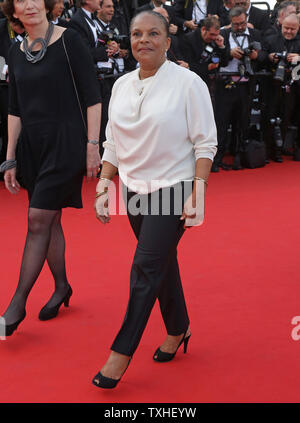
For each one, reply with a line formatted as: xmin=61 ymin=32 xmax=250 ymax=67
xmin=92 ymin=10 xmax=217 ymax=389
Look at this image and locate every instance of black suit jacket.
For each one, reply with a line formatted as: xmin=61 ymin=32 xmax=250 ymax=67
xmin=207 ymin=0 xmax=224 ymax=16
xmin=56 ymin=17 xmax=70 ymax=28
xmin=111 ymin=0 xmax=134 ymax=36
xmin=218 ymin=6 xmax=230 ymax=28
xmin=247 ymin=5 xmax=271 ymax=34
xmin=182 ymin=26 xmax=230 ymax=83
xmin=135 ymin=1 xmax=177 ymax=25
xmin=263 ymin=23 xmax=281 ymax=40
xmin=174 ymin=0 xmax=194 ymax=27
xmin=69 ymin=8 xmax=109 ymax=63
xmin=0 ymin=18 xmax=15 ymax=62
xmin=167 ymin=34 xmax=185 ymax=62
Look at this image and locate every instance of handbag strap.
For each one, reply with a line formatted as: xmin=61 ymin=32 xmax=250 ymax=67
xmin=62 ymin=32 xmax=87 ymax=133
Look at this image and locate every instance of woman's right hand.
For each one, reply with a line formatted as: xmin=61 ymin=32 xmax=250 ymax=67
xmin=4 ymin=168 xmax=20 ymax=194
xmin=94 ymin=192 xmax=110 ymax=224
xmin=94 ymin=179 xmax=110 ymax=224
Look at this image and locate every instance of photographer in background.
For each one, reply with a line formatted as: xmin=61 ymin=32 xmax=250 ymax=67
xmin=70 ymin=0 xmax=110 ymax=69
xmin=182 ymin=16 xmax=229 ymax=87
xmin=259 ymin=13 xmax=300 ymax=162
xmin=212 ymin=7 xmax=261 ymax=172
xmin=96 ymin=0 xmax=135 ymax=153
xmin=70 ymin=0 xmax=134 ymax=155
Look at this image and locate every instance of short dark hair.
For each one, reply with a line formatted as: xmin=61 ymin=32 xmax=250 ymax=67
xmin=76 ymin=0 xmax=87 ymax=7
xmin=278 ymin=0 xmax=297 ymax=13
xmin=202 ymin=16 xmax=220 ymax=31
xmin=130 ymin=10 xmax=170 ymax=37
xmin=229 ymin=6 xmax=247 ymax=20
xmin=1 ymin=0 xmax=55 ymax=28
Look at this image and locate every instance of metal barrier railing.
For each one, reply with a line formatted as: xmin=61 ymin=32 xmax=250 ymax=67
xmin=252 ymin=1 xmax=271 ymax=12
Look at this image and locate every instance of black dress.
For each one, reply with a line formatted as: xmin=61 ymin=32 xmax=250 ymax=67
xmin=8 ymin=28 xmax=101 ymax=210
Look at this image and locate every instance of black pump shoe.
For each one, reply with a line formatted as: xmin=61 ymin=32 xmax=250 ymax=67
xmin=92 ymin=358 xmax=132 ymax=389
xmin=0 ymin=310 xmax=26 ymax=337
xmin=153 ymin=331 xmax=191 ymax=362
xmin=38 ymin=286 xmax=72 ymax=321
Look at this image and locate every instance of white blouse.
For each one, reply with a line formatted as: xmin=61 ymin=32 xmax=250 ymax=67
xmin=102 ymin=60 xmax=217 ymax=194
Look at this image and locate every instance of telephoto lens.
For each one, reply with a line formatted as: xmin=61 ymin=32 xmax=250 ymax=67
xmin=274 ymin=51 xmax=288 ymax=82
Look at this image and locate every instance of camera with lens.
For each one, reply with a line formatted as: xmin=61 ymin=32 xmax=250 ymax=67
xmin=273 ymin=51 xmax=288 ymax=82
xmin=238 ymin=41 xmax=261 ymax=77
xmin=95 ymin=65 xmax=114 ymax=77
xmin=270 ymin=117 xmax=283 ymax=148
xmin=200 ymin=43 xmax=220 ymax=65
xmin=99 ymin=30 xmax=130 ymax=50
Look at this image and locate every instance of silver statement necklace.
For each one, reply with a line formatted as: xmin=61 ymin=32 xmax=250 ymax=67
xmin=23 ymin=22 xmax=54 ymax=63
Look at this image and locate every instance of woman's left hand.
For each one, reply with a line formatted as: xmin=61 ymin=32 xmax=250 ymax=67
xmin=180 ymin=181 xmax=205 ymax=228
xmin=86 ymin=143 xmax=101 ymax=179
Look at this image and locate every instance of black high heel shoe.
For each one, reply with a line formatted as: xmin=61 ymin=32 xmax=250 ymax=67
xmin=153 ymin=331 xmax=191 ymax=362
xmin=92 ymin=357 xmax=132 ymax=389
xmin=38 ymin=286 xmax=72 ymax=321
xmin=0 ymin=310 xmax=26 ymax=337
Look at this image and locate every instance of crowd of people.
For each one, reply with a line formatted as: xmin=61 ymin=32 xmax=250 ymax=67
xmin=1 ymin=0 xmax=300 ymax=174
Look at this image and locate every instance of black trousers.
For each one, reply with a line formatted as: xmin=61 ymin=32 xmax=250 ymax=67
xmin=98 ymin=78 xmax=115 ymax=157
xmin=111 ymin=184 xmax=190 ymax=356
xmin=0 ymin=84 xmax=8 ymax=165
xmin=214 ymin=81 xmax=251 ymax=164
xmin=262 ymin=79 xmax=300 ymax=155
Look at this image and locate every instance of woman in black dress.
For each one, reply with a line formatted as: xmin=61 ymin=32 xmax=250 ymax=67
xmin=0 ymin=0 xmax=102 ymax=336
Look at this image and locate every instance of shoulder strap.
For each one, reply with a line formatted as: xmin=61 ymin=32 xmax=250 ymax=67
xmin=62 ymin=32 xmax=87 ymax=133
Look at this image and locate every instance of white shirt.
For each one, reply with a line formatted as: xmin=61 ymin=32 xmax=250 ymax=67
xmin=102 ymin=60 xmax=217 ymax=194
xmin=246 ymin=5 xmax=251 ymax=22
xmin=81 ymin=8 xmax=101 ymax=45
xmin=192 ymin=0 xmax=207 ymax=24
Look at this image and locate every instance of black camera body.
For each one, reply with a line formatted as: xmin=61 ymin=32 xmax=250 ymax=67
xmin=99 ymin=30 xmax=130 ymax=50
xmin=95 ymin=66 xmax=114 ymax=77
xmin=200 ymin=43 xmax=220 ymax=65
xmin=273 ymin=51 xmax=288 ymax=82
xmin=238 ymin=41 xmax=261 ymax=77
xmin=242 ymin=41 xmax=261 ymax=57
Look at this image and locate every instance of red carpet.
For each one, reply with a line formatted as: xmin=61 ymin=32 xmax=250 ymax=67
xmin=0 ymin=159 xmax=300 ymax=403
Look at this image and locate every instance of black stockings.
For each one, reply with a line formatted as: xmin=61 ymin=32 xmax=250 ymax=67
xmin=3 ymin=208 xmax=69 ymax=325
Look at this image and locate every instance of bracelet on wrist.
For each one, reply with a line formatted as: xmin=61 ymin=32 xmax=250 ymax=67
xmin=95 ymin=188 xmax=108 ymax=198
xmin=87 ymin=140 xmax=99 ymax=145
xmin=0 ymin=159 xmax=17 ymax=173
xmin=99 ymin=177 xmax=111 ymax=182
xmin=194 ymin=176 xmax=208 ymax=186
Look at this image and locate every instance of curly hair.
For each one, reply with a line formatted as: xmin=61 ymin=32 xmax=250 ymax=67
xmin=1 ymin=0 xmax=55 ymax=28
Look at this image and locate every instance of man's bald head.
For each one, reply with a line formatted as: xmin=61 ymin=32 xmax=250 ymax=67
xmin=282 ymin=13 xmax=300 ymax=25
xmin=282 ymin=13 xmax=299 ymax=39
xmin=153 ymin=6 xmax=169 ymax=24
